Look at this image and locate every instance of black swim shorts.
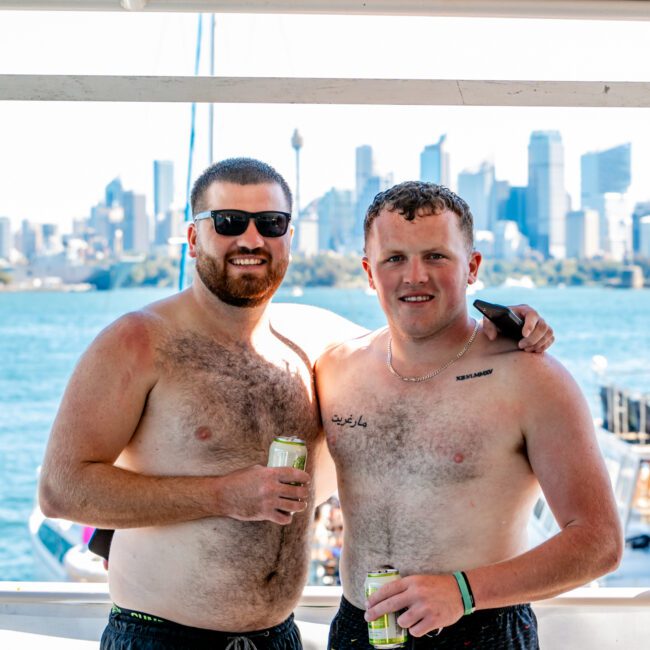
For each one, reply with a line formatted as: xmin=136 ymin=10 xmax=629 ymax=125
xmin=100 ymin=604 xmax=303 ymax=650
xmin=328 ymin=596 xmax=539 ymax=650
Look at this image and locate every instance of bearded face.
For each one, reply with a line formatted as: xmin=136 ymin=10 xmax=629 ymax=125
xmin=194 ymin=241 xmax=289 ymax=308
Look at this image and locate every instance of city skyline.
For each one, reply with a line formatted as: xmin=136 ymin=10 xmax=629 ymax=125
xmin=6 ymin=129 xmax=647 ymax=273
xmin=1 ymin=11 xmax=650 ymax=231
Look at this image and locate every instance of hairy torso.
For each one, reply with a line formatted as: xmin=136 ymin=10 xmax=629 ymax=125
xmin=109 ymin=322 xmax=321 ymax=631
xmin=318 ymin=329 xmax=541 ymax=608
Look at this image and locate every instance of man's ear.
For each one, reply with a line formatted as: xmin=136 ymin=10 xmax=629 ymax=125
xmin=362 ymin=256 xmax=375 ymax=290
xmin=467 ymin=249 xmax=482 ymax=285
xmin=188 ymin=222 xmax=198 ymax=259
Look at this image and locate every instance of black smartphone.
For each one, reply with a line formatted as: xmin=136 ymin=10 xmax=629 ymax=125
xmin=88 ymin=528 xmax=114 ymax=561
xmin=473 ymin=299 xmax=524 ymax=341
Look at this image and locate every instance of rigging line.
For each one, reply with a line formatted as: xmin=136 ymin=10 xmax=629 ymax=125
xmin=179 ymin=13 xmax=203 ymax=292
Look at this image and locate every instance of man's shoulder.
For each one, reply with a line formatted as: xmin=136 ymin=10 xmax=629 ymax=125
xmin=93 ymin=294 xmax=180 ymax=357
xmin=489 ymin=344 xmax=575 ymax=398
xmin=317 ymin=327 xmax=384 ymax=370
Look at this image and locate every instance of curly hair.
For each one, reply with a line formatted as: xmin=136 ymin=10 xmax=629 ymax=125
xmin=363 ymin=181 xmax=474 ymax=253
xmin=191 ymin=157 xmax=292 ymax=214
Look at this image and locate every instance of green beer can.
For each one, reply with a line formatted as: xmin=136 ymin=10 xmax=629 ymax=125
xmin=365 ymin=569 xmax=407 ymax=648
xmin=267 ymin=436 xmax=307 ymax=470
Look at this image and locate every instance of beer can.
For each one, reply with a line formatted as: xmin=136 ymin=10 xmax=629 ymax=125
xmin=365 ymin=569 xmax=408 ymax=648
xmin=267 ymin=436 xmax=307 ymax=470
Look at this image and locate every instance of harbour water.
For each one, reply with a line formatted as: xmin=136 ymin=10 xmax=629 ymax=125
xmin=1 ymin=285 xmax=649 ymax=580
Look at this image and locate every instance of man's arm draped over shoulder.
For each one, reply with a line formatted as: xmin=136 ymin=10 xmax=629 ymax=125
xmin=38 ymin=311 xmax=309 ymax=528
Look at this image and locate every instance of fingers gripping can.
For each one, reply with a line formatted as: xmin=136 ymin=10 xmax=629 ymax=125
xmin=267 ymin=436 xmax=307 ymax=470
xmin=365 ymin=569 xmax=408 ymax=648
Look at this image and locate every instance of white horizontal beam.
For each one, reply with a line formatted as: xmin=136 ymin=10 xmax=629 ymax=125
xmin=2 ymin=75 xmax=650 ymax=107
xmin=1 ymin=1 xmax=650 ymax=21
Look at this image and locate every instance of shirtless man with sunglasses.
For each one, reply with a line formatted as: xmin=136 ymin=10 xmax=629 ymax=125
xmin=39 ymin=158 xmax=554 ymax=649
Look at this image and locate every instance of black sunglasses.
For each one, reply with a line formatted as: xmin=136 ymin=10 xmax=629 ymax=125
xmin=193 ymin=209 xmax=292 ymax=238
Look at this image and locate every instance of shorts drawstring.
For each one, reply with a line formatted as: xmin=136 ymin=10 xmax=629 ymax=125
xmin=225 ymin=636 xmax=259 ymax=650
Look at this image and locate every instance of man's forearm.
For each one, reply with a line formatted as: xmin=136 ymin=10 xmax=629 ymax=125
xmin=39 ymin=462 xmax=222 ymax=528
xmin=467 ymin=523 xmax=622 ymax=609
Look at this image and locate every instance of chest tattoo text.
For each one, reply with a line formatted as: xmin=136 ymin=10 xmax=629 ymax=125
xmin=456 ymin=368 xmax=494 ymax=382
xmin=331 ymin=414 xmax=368 ymax=428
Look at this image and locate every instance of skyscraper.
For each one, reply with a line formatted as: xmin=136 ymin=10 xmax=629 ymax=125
xmin=566 ymin=210 xmax=600 ymax=259
xmin=581 ymin=143 xmax=631 ymax=204
xmin=0 ymin=217 xmax=10 ymax=260
xmin=527 ymin=131 xmax=566 ymax=258
xmin=154 ymin=160 xmax=175 ymax=246
xmin=122 ymin=191 xmax=149 ymax=254
xmin=105 ymin=177 xmax=124 ymax=208
xmin=355 ymin=145 xmax=374 ymax=202
xmin=353 ymin=145 xmax=391 ymax=251
xmin=501 ymin=186 xmax=527 ymax=236
xmin=581 ymin=143 xmax=631 ymax=254
xmin=420 ymin=135 xmax=450 ymax=186
xmin=632 ymin=202 xmax=650 ymax=255
xmin=154 ymin=160 xmax=174 ymax=217
xmin=458 ymin=162 xmax=495 ymax=232
xmin=316 ymin=188 xmax=355 ymax=252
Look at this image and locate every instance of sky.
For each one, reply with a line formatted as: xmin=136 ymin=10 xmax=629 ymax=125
xmin=1 ymin=10 xmax=650 ymax=232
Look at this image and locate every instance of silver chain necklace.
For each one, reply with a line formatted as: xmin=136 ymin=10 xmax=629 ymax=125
xmin=386 ymin=320 xmax=479 ymax=383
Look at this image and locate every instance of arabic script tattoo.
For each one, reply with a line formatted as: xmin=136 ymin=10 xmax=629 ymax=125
xmin=331 ymin=414 xmax=368 ymax=429
xmin=456 ymin=368 xmax=494 ymax=382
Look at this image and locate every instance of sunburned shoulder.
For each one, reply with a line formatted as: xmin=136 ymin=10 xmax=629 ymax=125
xmin=91 ymin=299 xmax=172 ymax=365
xmin=269 ymin=301 xmax=368 ymax=361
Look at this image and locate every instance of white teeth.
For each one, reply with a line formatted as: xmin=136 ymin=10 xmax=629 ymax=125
xmin=231 ymin=259 xmax=264 ymax=266
xmin=402 ymin=296 xmax=432 ymax=302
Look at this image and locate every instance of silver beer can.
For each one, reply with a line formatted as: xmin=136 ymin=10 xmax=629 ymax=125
xmin=365 ymin=569 xmax=408 ymax=648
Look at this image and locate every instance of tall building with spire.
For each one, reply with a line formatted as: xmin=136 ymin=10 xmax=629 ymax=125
xmin=526 ymin=131 xmax=566 ymax=258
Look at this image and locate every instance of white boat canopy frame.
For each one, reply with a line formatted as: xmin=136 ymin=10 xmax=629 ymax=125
xmin=2 ymin=1 xmax=650 ymax=21
xmin=2 ymin=75 xmax=650 ymax=107
xmin=2 ymin=1 xmax=650 ymax=106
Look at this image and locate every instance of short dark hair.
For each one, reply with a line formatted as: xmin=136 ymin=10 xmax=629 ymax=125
xmin=191 ymin=157 xmax=292 ymax=214
xmin=363 ymin=181 xmax=474 ymax=253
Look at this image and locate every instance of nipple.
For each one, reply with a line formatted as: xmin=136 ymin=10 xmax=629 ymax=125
xmin=195 ymin=426 xmax=213 ymax=441
xmin=453 ymin=452 xmax=465 ymax=464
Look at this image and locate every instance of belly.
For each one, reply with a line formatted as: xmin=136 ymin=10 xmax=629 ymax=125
xmin=107 ymin=513 xmax=312 ymax=631
xmin=338 ymin=480 xmax=537 ymax=608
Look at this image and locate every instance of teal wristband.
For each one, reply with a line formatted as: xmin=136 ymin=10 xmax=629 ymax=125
xmin=453 ymin=571 xmax=475 ymax=615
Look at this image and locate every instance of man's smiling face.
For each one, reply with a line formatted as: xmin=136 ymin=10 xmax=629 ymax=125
xmin=363 ymin=207 xmax=481 ymax=340
xmin=189 ymin=181 xmax=292 ymax=308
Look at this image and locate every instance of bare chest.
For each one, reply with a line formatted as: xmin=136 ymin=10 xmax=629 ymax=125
xmin=126 ymin=334 xmax=320 ymax=472
xmin=322 ymin=363 xmax=520 ymax=486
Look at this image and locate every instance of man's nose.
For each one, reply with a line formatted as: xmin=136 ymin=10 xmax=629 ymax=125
xmin=235 ymin=218 xmax=265 ymax=250
xmin=403 ymin=258 xmax=428 ymax=284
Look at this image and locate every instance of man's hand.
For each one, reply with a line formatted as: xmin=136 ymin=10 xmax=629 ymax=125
xmin=217 ymin=464 xmax=310 ymax=525
xmin=365 ymin=574 xmax=464 ymax=638
xmin=482 ymin=304 xmax=554 ymax=353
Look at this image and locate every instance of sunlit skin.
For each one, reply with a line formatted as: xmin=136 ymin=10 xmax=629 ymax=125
xmin=362 ymin=208 xmax=483 ymax=374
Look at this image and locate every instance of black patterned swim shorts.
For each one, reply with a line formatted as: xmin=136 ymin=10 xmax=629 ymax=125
xmin=328 ymin=596 xmax=539 ymax=649
xmin=100 ymin=604 xmax=303 ymax=650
